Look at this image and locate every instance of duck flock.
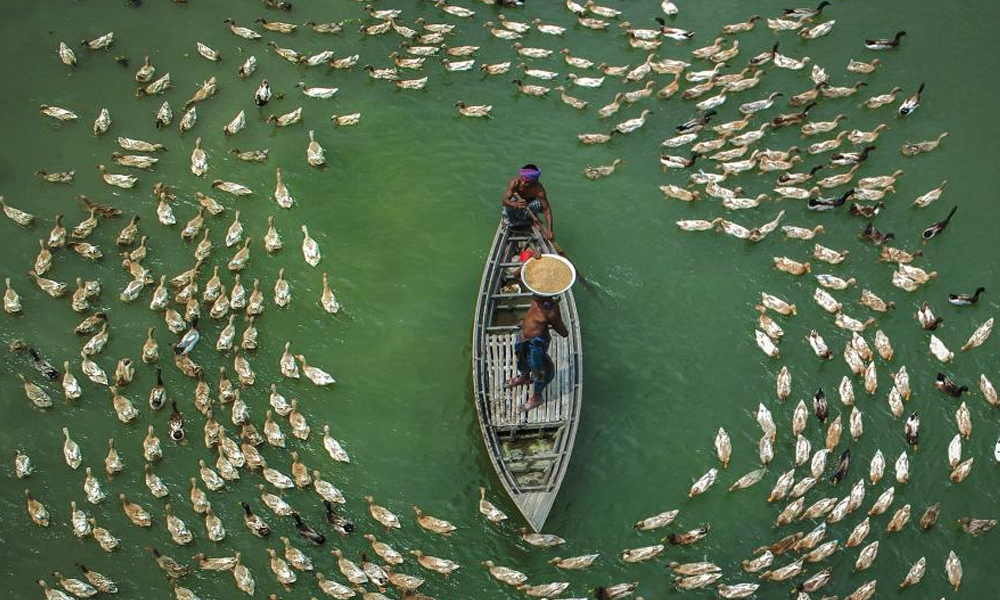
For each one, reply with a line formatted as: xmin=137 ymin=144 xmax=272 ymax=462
xmin=4 ymin=0 xmax=999 ymax=599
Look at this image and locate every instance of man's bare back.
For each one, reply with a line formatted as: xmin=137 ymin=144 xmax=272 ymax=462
xmin=521 ymin=295 xmax=568 ymax=340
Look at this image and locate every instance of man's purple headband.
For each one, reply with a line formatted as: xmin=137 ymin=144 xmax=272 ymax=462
xmin=519 ymin=168 xmax=541 ymax=180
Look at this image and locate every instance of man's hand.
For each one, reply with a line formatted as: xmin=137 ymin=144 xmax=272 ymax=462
xmin=511 ymin=193 xmax=527 ymax=209
xmin=543 ymin=228 xmax=554 ymax=240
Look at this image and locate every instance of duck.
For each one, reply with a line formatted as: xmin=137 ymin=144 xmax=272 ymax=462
xmin=195 ymin=42 xmax=220 ymax=62
xmin=935 ymin=373 xmax=968 ymax=397
xmin=511 ymin=79 xmax=549 ymax=97
xmin=413 ymin=505 xmax=457 ymax=535
xmin=901 ymin=132 xmax=948 ymax=156
xmin=675 ymin=110 xmax=716 ymax=134
xmin=118 ymin=493 xmax=151 ymax=527
xmin=92 ymin=108 xmax=111 ymax=136
xmin=898 ymin=82 xmax=924 ymax=116
xmin=738 ymin=92 xmax=782 ymax=115
xmin=286 ymin=512 xmax=324 ymax=546
xmin=324 ymin=500 xmax=355 ymax=535
xmin=710 ymin=40 xmax=740 ymax=63
xmin=915 ymin=302 xmax=942 ymax=330
xmin=902 ymin=411 xmax=920 ymax=447
xmin=860 ymin=222 xmax=895 ymax=245
xmin=327 ymin=52 xmax=359 ymax=69
xmin=410 ymin=550 xmax=460 ymax=577
xmin=176 ymin=106 xmax=198 ymax=133
xmin=365 ymin=495 xmax=402 ymax=529
xmin=800 ymin=20 xmax=836 ymax=38
xmin=922 ymin=205 xmax=957 ymax=239
xmin=584 ymin=159 xmax=623 ymax=180
xmin=801 ymin=114 xmax=847 ymax=137
xmin=863 ymin=86 xmax=902 ymax=109
xmin=330 ymin=112 xmax=361 ymax=127
xmin=220 ymin=109 xmax=247 ymax=137
xmin=305 ymin=130 xmax=326 ymax=167
xmin=239 ymin=501 xmax=270 ymax=537
xmin=596 ymin=582 xmax=639 ymax=599
xmin=53 ymin=571 xmax=98 ymax=598
xmin=273 ymin=268 xmax=292 ymax=308
xmin=97 ymin=165 xmax=137 ymax=189
xmin=772 ymin=102 xmax=816 ymax=128
xmin=39 ymin=104 xmax=78 ymax=121
xmin=866 ymin=30 xmax=906 ymax=50
xmin=360 ymin=552 xmax=390 ymax=589
xmin=784 ymin=1 xmax=831 ymax=19
xmin=808 ymin=131 xmax=849 ymax=154
xmin=822 ymin=81 xmax=867 ymax=99
xmin=847 ymin=57 xmax=881 ymax=73
xmin=949 ymin=286 xmax=985 ymax=306
xmin=773 ymin=51 xmax=810 ymax=70
xmin=455 ymin=101 xmax=492 ymax=118
xmin=58 ymin=42 xmax=77 ymax=67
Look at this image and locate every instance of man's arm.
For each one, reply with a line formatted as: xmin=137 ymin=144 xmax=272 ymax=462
xmin=502 ymin=179 xmax=526 ymax=209
xmin=550 ymin=304 xmax=569 ymax=338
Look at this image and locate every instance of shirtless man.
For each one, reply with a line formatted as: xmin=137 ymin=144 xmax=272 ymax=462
xmin=502 ymin=164 xmax=554 ymax=239
xmin=506 ymin=293 xmax=569 ymax=411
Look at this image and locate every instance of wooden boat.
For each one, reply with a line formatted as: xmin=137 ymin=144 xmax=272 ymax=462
xmin=471 ymin=221 xmax=583 ymax=532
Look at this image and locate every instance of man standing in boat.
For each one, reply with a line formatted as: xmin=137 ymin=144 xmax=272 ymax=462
xmin=507 ymin=291 xmax=569 ymax=412
xmin=502 ymin=164 xmax=554 ymax=239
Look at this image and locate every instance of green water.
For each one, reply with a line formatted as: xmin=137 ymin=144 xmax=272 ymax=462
xmin=2 ymin=0 xmax=999 ymax=598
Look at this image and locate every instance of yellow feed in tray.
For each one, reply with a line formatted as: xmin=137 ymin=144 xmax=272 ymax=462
xmin=523 ymin=256 xmax=572 ymax=294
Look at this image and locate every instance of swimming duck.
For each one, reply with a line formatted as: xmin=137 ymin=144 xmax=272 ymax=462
xmin=142 ymin=424 xmax=163 ymax=462
xmin=901 ymin=132 xmax=948 ymax=156
xmin=194 ymin=41 xmax=220 ymax=62
xmin=144 ymin=463 xmax=169 ymax=497
xmin=181 ymin=208 xmax=206 ymax=241
xmin=304 ymin=130 xmax=326 ymax=167
xmin=410 ymin=505 xmax=455 ymax=536
xmin=960 ymin=317 xmax=994 ymax=353
xmin=453 ymin=101 xmax=492 ymax=119
xmin=266 ymin=548 xmax=297 ymax=589
xmin=92 ymin=108 xmax=111 ymax=136
xmin=958 ymin=517 xmax=997 ymax=537
xmin=866 ymin=30 xmax=906 ymax=50
xmin=511 ymin=78 xmax=550 ymax=97
xmin=160 ymin=502 xmax=193 ymax=545
xmin=326 ymin=112 xmax=361 ymax=128
xmin=187 ymin=137 xmax=208 ymax=176
xmin=862 ymin=86 xmax=902 ymax=110
xmin=922 ymin=205 xmax=957 ymax=239
xmin=223 ymin=110 xmax=246 ymax=136
xmin=847 ymin=123 xmax=888 ymax=144
xmin=269 ymin=268 xmax=291 ymax=308
xmin=860 ymin=221 xmax=894 ymax=245
xmin=359 ymin=495 xmax=401 ymax=530
xmin=584 ymin=159 xmax=623 ymax=180
xmin=236 ymin=316 xmax=256 ymax=352
xmin=202 ymin=508 xmax=226 ymax=543
xmin=136 ymin=72 xmax=171 ymax=97
xmin=950 ymin=454 xmax=973 ymax=483
xmin=40 ymin=104 xmax=79 ymax=121
xmin=97 ymin=164 xmax=137 ymax=189
xmin=117 ymin=493 xmax=151 ymax=527
xmin=913 ymin=302 xmax=942 ymax=330
xmin=800 ymin=19 xmax=836 ymax=38
xmin=404 ymin=550 xmax=458 ymax=578
xmin=15 ymin=449 xmax=34 ymax=479
xmin=58 ymin=41 xmax=77 ymax=66
xmin=230 ymin=148 xmax=268 ymax=165
xmin=799 ymin=115 xmax=846 ymax=139
xmin=295 ymin=354 xmax=336 ymax=387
